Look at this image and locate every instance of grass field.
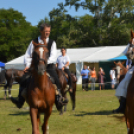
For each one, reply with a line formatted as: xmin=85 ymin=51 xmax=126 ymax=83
xmin=0 ymin=84 xmax=127 ymax=134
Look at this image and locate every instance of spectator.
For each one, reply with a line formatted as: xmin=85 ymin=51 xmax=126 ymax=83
xmin=87 ymin=66 xmax=91 ymax=82
xmin=110 ymin=66 xmax=116 ymax=89
xmin=98 ymin=67 xmax=105 ymax=90
xmin=90 ymin=67 xmax=97 ymax=91
xmin=81 ymin=65 xmax=90 ymax=91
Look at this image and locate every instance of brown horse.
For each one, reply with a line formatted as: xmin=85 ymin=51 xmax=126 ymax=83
xmin=56 ymin=69 xmax=77 ymax=115
xmin=114 ymin=61 xmax=127 ymax=83
xmin=22 ymin=40 xmax=55 ymax=134
xmin=4 ymin=69 xmax=24 ymax=99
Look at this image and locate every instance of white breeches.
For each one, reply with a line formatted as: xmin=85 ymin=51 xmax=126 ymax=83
xmin=115 ymin=66 xmax=134 ymax=99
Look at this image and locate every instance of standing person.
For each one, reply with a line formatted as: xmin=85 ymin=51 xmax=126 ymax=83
xmin=110 ymin=66 xmax=116 ymax=89
xmin=10 ymin=23 xmax=68 ymax=109
xmin=90 ymin=67 xmax=97 ymax=91
xmin=56 ymin=47 xmax=72 ymax=91
xmin=81 ymin=65 xmax=90 ymax=91
xmin=98 ymin=67 xmax=105 ymax=90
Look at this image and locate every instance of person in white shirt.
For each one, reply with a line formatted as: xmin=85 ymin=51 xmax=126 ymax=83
xmin=11 ymin=23 xmax=68 ymax=109
xmin=110 ymin=66 xmax=116 ymax=89
xmin=56 ymin=47 xmax=72 ymax=90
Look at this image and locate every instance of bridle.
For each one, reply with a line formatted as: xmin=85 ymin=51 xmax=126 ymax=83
xmin=33 ymin=45 xmax=48 ymax=73
xmin=34 ymin=45 xmax=47 ymax=62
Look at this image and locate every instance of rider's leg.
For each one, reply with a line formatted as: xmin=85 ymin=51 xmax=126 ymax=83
xmin=11 ymin=86 xmax=25 ymax=108
xmin=10 ymin=73 xmax=30 ymax=108
xmin=113 ymin=66 xmax=134 ymax=113
xmin=46 ymin=64 xmax=68 ymax=104
xmin=113 ymin=96 xmax=126 ymax=114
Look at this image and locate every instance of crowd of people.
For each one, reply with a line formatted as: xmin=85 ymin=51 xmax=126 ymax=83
xmin=81 ymin=65 xmax=117 ymax=91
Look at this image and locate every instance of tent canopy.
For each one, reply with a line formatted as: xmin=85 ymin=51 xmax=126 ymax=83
xmin=5 ymin=46 xmax=127 ymax=69
xmin=109 ymin=55 xmax=127 ymax=61
xmin=0 ymin=62 xmax=5 ymax=67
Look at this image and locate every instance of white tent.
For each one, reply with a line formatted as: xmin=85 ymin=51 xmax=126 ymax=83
xmin=5 ymin=46 xmax=126 ymax=84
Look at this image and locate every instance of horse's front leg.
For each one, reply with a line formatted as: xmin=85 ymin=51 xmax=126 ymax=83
xmin=4 ymin=87 xmax=7 ymax=100
xmin=37 ymin=113 xmax=40 ymax=134
xmin=64 ymin=94 xmax=67 ymax=112
xmin=42 ymin=107 xmax=52 ymax=134
xmin=8 ymin=79 xmax=13 ymax=98
xmin=30 ymin=107 xmax=38 ymax=134
xmin=69 ymin=90 xmax=76 ymax=111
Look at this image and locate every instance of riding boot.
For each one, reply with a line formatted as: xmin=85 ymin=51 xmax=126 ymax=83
xmin=11 ymin=87 xmax=25 ymax=109
xmin=113 ymin=96 xmax=126 ymax=114
xmin=55 ymin=88 xmax=69 ymax=111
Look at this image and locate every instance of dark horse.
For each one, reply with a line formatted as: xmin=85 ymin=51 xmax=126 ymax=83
xmin=3 ymin=69 xmax=24 ymax=99
xmin=22 ymin=40 xmax=55 ymax=134
xmin=0 ymin=69 xmax=6 ymax=85
xmin=56 ymin=69 xmax=77 ymax=115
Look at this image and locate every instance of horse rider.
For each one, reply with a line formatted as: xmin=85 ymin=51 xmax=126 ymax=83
xmin=113 ymin=41 xmax=134 ymax=114
xmin=11 ymin=23 xmax=68 ymax=109
xmin=56 ymin=47 xmax=72 ymax=91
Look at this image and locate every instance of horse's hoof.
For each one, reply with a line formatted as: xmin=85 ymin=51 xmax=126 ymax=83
xmin=59 ymin=112 xmax=63 ymax=115
xmin=8 ymin=94 xmax=12 ymax=98
xmin=72 ymin=108 xmax=75 ymax=111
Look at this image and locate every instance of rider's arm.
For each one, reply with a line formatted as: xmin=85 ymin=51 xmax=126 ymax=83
xmin=64 ymin=55 xmax=70 ymax=68
xmin=24 ymin=41 xmax=34 ymax=68
xmin=47 ymin=41 xmax=57 ymax=64
xmin=64 ymin=61 xmax=69 ymax=68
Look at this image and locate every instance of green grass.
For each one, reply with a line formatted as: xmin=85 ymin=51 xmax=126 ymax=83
xmin=0 ymin=84 xmax=127 ymax=134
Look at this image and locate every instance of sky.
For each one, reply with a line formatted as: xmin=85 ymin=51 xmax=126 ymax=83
xmin=0 ymin=0 xmax=92 ymax=26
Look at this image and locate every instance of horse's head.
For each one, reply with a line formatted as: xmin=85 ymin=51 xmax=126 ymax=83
xmin=126 ymin=30 xmax=134 ymax=60
xmin=31 ymin=41 xmax=48 ymax=75
xmin=114 ymin=61 xmax=125 ymax=80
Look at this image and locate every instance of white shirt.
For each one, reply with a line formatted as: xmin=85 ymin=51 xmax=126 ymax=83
xmin=56 ymin=55 xmax=70 ymax=69
xmin=24 ymin=36 xmax=57 ymax=68
xmin=110 ymin=70 xmax=115 ymax=79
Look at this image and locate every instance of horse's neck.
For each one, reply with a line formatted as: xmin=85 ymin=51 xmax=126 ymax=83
xmin=120 ymin=65 xmax=127 ymax=74
xmin=32 ymin=72 xmax=48 ymax=89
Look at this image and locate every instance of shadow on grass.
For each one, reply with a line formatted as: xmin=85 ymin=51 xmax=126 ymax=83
xmin=8 ymin=105 xmax=59 ymax=116
xmin=9 ymin=111 xmax=29 ymax=116
xmin=0 ymin=96 xmax=18 ymax=101
xmin=74 ymin=110 xmax=113 ymax=116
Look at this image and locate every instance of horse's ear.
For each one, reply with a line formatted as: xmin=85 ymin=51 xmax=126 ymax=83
xmin=114 ymin=61 xmax=116 ymax=65
xmin=32 ymin=41 xmax=38 ymax=47
xmin=121 ymin=61 xmax=125 ymax=65
xmin=131 ymin=29 xmax=134 ymax=38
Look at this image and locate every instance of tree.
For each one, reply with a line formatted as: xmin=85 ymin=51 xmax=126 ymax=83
xmin=0 ymin=8 xmax=34 ymax=62
xmin=64 ymin=0 xmax=134 ymax=46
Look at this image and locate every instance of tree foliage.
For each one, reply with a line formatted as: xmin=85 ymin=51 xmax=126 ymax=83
xmin=1 ymin=1 xmax=134 ymax=62
xmin=0 ymin=8 xmax=35 ymax=62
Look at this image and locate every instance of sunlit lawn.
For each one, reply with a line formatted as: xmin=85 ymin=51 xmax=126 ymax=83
xmin=0 ymin=84 xmax=127 ymax=134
